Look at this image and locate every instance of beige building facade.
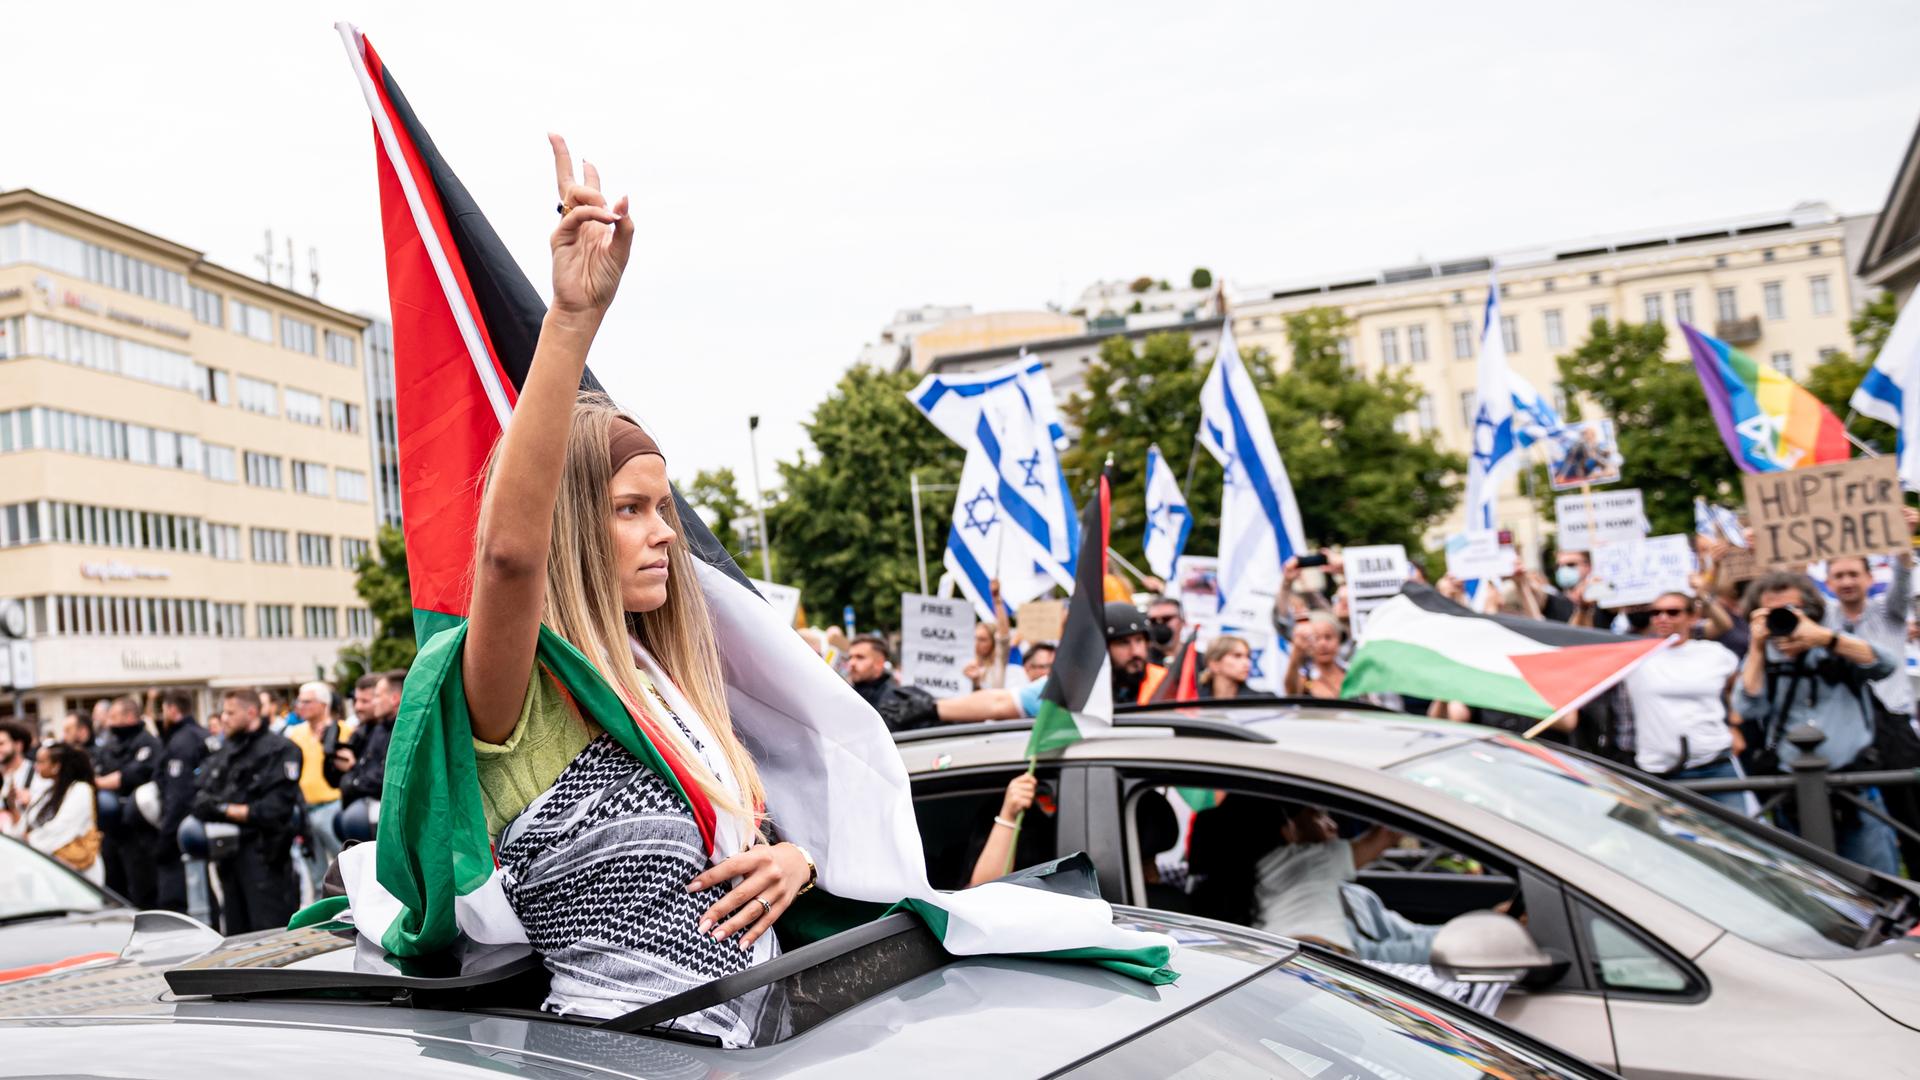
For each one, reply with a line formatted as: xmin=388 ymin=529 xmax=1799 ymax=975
xmin=0 ymin=190 xmax=378 ymax=730
xmin=1231 ymin=202 xmax=1870 ymax=547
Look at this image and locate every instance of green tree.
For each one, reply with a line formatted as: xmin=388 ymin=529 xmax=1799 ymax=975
xmin=1549 ymin=319 xmax=1742 ymax=535
xmin=1803 ymin=290 xmax=1899 ymax=450
xmin=1190 ymin=267 xmax=1213 ymax=289
xmin=1265 ymin=309 xmax=1464 ymax=551
xmin=767 ymin=365 xmax=960 ymax=631
xmin=341 ymin=524 xmax=417 ymax=694
xmin=681 ymin=467 xmax=768 ymax=568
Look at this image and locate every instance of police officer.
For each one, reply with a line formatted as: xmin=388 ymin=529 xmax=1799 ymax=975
xmin=190 ymin=688 xmax=304 ymax=934
xmin=153 ymin=692 xmax=212 ymax=914
xmin=93 ymin=695 xmax=163 ymax=908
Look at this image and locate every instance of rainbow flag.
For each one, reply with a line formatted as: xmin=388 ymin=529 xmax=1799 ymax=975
xmin=1682 ymin=322 xmax=1849 ymax=473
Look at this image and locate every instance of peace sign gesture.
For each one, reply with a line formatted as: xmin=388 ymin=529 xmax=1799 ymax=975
xmin=548 ymin=133 xmax=634 ymax=320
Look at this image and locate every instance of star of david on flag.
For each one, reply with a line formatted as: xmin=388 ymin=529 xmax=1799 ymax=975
xmin=1198 ymin=322 xmax=1305 ymax=613
xmin=1142 ymin=443 xmax=1193 ymax=580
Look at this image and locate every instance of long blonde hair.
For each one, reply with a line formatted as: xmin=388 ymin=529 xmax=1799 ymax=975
xmin=475 ymin=393 xmax=766 ymax=819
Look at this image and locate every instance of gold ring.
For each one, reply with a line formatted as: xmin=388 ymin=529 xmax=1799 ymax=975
xmin=557 ymin=202 xmax=573 ymax=215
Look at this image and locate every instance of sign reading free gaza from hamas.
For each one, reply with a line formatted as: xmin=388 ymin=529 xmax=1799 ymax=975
xmin=1742 ymin=456 xmax=1912 ymax=569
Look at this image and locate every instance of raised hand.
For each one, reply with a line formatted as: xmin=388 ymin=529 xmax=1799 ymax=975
xmin=548 ymin=134 xmax=634 ymax=320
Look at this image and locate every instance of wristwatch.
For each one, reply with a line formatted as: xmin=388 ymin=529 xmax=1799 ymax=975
xmin=789 ymin=842 xmax=817 ymax=896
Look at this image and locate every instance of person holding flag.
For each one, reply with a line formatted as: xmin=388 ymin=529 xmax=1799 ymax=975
xmin=1142 ymin=443 xmax=1193 ymax=581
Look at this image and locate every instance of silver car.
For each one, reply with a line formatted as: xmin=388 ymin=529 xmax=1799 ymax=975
xmin=896 ymin=702 xmax=1920 ymax=1079
xmin=0 ymin=903 xmax=1613 ymax=1078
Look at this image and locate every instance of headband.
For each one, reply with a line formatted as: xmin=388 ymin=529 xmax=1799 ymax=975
xmin=609 ymin=418 xmax=664 ymax=475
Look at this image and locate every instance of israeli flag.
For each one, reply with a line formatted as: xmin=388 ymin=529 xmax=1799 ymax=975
xmin=1142 ymin=444 xmax=1194 ymax=580
xmin=912 ymin=357 xmax=1078 ymax=620
xmin=1693 ymin=498 xmax=1750 ymax=548
xmin=1850 ymin=289 xmax=1920 ymax=492
xmin=1199 ymin=322 xmax=1305 ymax=612
xmin=1463 ymin=276 xmax=1527 ymax=612
xmin=1509 ymin=370 xmax=1562 ymax=448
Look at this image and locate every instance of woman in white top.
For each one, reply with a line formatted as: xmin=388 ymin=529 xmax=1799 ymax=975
xmin=4 ymin=743 xmax=103 ymax=885
xmin=1622 ymin=591 xmax=1746 ymax=810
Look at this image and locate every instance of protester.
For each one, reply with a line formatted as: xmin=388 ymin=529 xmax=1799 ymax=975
xmin=1620 ymin=592 xmax=1746 ymax=810
xmin=286 ymin=681 xmax=352 ymax=885
xmin=190 ymin=689 xmax=304 ymax=934
xmin=1019 ymin=642 xmax=1057 ymax=684
xmin=90 ymin=700 xmax=110 ymax=744
xmin=846 ymin=635 xmax=940 ymax=733
xmin=62 ymin=710 xmax=93 ymax=749
xmin=1146 ymin=596 xmax=1183 ymax=665
xmin=967 ymin=773 xmax=1055 ymax=887
xmin=964 ymin=621 xmax=1006 ymax=690
xmin=1202 ymin=636 xmax=1254 ymax=700
xmin=1252 ymin=803 xmax=1409 ymax=957
xmin=1823 ymin=538 xmax=1920 ymax=868
xmin=152 ymin=692 xmax=212 ymax=914
xmin=327 ymin=670 xmax=401 ymax=842
xmin=259 ymin=689 xmax=291 ymax=733
xmin=91 ymin=695 xmax=162 ymax=908
xmin=936 ymin=603 xmax=1167 ymax=721
xmin=0 ymin=719 xmax=33 ymax=812
xmin=1283 ymin=613 xmax=1345 ymax=698
xmin=1542 ymin=549 xmax=1596 ymax=625
xmin=1734 ymin=572 xmax=1901 ymax=874
xmin=4 ymin=743 xmax=103 ymax=884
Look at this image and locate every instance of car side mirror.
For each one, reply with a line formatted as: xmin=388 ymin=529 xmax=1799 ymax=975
xmin=1429 ymin=911 xmax=1568 ymax=987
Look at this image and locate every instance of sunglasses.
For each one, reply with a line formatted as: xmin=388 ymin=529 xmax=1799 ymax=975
xmin=1649 ymin=607 xmax=1691 ymax=617
xmin=1148 ymin=615 xmax=1180 ymax=625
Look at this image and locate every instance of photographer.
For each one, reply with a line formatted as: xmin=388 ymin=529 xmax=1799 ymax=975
xmin=1733 ymin=572 xmax=1901 ymax=874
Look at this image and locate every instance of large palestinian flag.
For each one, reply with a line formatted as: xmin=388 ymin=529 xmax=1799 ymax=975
xmin=1343 ymin=585 xmax=1672 ymax=720
xmin=298 ymin=24 xmax=1174 ymax=987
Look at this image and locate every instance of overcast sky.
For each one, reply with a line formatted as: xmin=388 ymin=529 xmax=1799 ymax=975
xmin=9 ymin=1 xmax=1920 ymax=488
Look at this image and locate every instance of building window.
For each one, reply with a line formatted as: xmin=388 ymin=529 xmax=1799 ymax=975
xmin=1819 ymin=347 xmax=1840 ymax=363
xmin=1417 ymin=394 xmax=1436 ymax=432
xmin=230 ymin=300 xmax=274 ymax=342
xmin=291 ymin=460 xmax=330 ymax=497
xmin=1763 ymin=281 xmax=1784 ymax=320
xmin=18 ymin=314 xmax=204 ymax=395
xmin=1588 ymin=273 xmax=1602 ymax=285
xmin=1379 ymin=327 xmax=1400 ymax=365
xmin=1551 ymin=384 xmax=1570 ymax=416
xmin=340 ymin=536 xmax=372 ymax=569
xmin=204 ymin=445 xmax=238 ymax=483
xmin=208 ymin=523 xmax=243 ymax=561
xmin=0 ymin=221 xmax=187 ymax=307
xmin=329 ymin=400 xmax=362 ymax=434
xmin=280 ymin=317 xmax=317 ymax=354
xmin=1716 ymin=287 xmax=1738 ymax=323
xmin=1589 ymin=303 xmax=1609 ymax=326
xmin=1643 ymin=294 xmax=1664 ymax=324
xmin=236 ymin=375 xmax=277 ymax=416
xmin=1451 ymin=320 xmax=1474 ymax=359
xmin=1762 ymin=248 xmax=1776 ymax=263
xmin=283 ymin=388 xmax=324 ymax=426
xmin=0 ymin=404 xmax=212 ymax=477
xmin=346 ymin=607 xmax=376 ymax=639
xmin=1714 ymin=255 xmax=1728 ymax=269
xmin=1335 ymin=337 xmax=1354 ymax=367
xmin=297 ymin=532 xmax=333 ymax=566
xmin=258 ymin=604 xmax=295 ymax=639
xmin=1674 ymin=288 xmax=1694 ymax=325
xmin=1811 ymin=242 xmax=1824 ymax=256
xmin=211 ymin=602 xmax=245 ymax=638
xmin=250 ymin=527 xmax=289 ymax=564
xmin=336 ymin=468 xmax=370 ymax=503
xmin=190 ymin=286 xmax=224 ymax=327
xmin=203 ymin=368 xmax=231 ymax=405
xmin=304 ymin=606 xmax=339 ymax=639
xmin=1407 ymin=324 xmax=1428 ymax=363
xmin=1769 ymin=352 xmax=1793 ymax=378
xmin=244 ymin=451 xmax=283 ymax=489
xmin=1810 ymin=275 xmax=1833 ymax=316
xmin=1460 ymin=390 xmax=1478 ymax=428
xmin=1500 ymin=315 xmax=1518 ymax=353
xmin=1543 ymin=279 xmax=1556 ymax=292
xmin=324 ymin=330 xmax=357 ymax=367
xmin=1543 ymin=309 xmax=1564 ymax=349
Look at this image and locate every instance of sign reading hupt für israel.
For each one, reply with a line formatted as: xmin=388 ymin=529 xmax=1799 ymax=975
xmin=1743 ymin=457 xmax=1911 ymax=569
xmin=900 ymin=593 xmax=978 ymax=699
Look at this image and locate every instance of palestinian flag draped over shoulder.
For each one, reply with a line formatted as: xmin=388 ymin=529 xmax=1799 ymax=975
xmin=297 ymin=24 xmax=1174 ymax=986
xmin=1028 ymin=465 xmax=1116 ymax=755
xmin=1343 ymin=584 xmax=1672 ymax=720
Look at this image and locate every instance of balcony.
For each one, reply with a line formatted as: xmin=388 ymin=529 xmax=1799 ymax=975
xmin=1716 ymin=316 xmax=1761 ymax=345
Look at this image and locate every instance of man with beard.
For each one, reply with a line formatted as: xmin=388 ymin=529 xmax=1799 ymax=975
xmin=937 ymin=603 xmax=1168 ymax=721
xmin=325 ymin=669 xmax=404 ymax=840
xmin=92 ymin=696 xmax=163 ymax=907
xmin=844 ymin=635 xmax=940 ymax=733
xmin=153 ymin=692 xmax=212 ymax=913
xmin=0 ymin=719 xmax=35 ymax=824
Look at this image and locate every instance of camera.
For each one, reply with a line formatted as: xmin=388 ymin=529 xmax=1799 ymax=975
xmin=1765 ymin=606 xmax=1801 ymax=637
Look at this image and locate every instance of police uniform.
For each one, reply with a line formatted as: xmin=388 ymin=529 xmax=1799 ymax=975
xmin=93 ymin=722 xmax=164 ymax=908
xmin=152 ymin=716 xmax=212 ymax=914
xmin=191 ymin=723 xmax=304 ymax=934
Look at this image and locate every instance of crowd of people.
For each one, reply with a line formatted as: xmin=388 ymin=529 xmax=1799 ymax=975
xmin=0 ymin=670 xmax=408 ymax=935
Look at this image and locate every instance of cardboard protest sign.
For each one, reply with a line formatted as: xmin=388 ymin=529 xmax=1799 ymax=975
xmin=1742 ymin=457 xmax=1911 ymax=569
xmin=1444 ymin=531 xmax=1507 ymax=581
xmin=1015 ymin=599 xmax=1066 ymax=644
xmin=1548 ymin=420 xmax=1625 ymax=491
xmin=1713 ymin=546 xmax=1759 ymax=585
xmin=1554 ymin=489 xmax=1649 ymax=552
xmin=1344 ymin=544 xmax=1409 ymax=641
xmin=1587 ymin=534 xmax=1695 ymax=608
xmin=899 ymin=593 xmax=977 ymax=698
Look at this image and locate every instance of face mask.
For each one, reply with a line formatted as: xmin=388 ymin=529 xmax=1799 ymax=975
xmin=1554 ymin=566 xmax=1584 ymax=590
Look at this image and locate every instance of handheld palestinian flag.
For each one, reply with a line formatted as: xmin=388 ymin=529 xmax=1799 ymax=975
xmin=1342 ymin=584 xmax=1672 ymax=720
xmin=1028 ymin=465 xmax=1116 ymax=755
xmin=298 ymin=24 xmax=1175 ymax=987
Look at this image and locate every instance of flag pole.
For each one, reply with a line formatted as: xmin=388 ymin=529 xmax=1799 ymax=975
xmin=1521 ymin=700 xmax=1578 ymax=740
xmin=1841 ymin=410 xmax=1882 ymax=458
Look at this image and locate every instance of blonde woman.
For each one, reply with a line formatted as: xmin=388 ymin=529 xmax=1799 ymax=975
xmin=458 ymin=137 xmax=810 ymax=1038
xmin=1283 ymin=614 xmax=1347 ymax=699
xmin=1202 ymin=636 xmax=1254 ymax=700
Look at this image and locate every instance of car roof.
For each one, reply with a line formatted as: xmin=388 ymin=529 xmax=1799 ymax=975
xmin=0 ymin=909 xmax=1299 ymax=1079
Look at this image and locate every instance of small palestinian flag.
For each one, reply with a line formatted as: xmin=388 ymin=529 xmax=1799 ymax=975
xmin=1147 ymin=627 xmax=1202 ymax=704
xmin=1029 ymin=465 xmax=1116 ymax=755
xmin=1343 ymin=585 xmax=1672 ymax=720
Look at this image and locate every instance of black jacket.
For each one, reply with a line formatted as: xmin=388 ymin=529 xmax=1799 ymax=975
xmin=324 ymin=718 xmax=393 ymax=807
xmin=190 ymin=724 xmax=303 ymax=840
xmin=852 ymin=676 xmax=939 ymax=733
xmin=156 ymin=717 xmax=214 ymax=846
xmin=93 ymin=723 xmax=163 ymax=831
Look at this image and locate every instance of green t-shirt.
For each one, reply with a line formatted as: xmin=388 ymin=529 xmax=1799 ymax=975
xmin=472 ymin=666 xmax=597 ymax=841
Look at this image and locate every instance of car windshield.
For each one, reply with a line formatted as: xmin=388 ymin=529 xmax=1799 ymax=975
xmin=0 ymin=837 xmax=111 ymax=922
xmin=1067 ymin=954 xmax=1574 ymax=1079
xmin=1391 ymin=738 xmax=1883 ymax=957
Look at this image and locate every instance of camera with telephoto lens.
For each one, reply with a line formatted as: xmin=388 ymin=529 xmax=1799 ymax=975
xmin=1765 ymin=605 xmax=1802 ymax=637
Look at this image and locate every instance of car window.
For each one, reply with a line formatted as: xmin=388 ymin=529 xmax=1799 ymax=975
xmin=1065 ymin=954 xmax=1576 ymax=1079
xmin=0 ymin=836 xmax=111 ymax=920
xmin=911 ymin=767 xmax=1061 ymax=890
xmin=1393 ymin=738 xmax=1880 ymax=958
xmin=1584 ymin=908 xmax=1690 ymax=994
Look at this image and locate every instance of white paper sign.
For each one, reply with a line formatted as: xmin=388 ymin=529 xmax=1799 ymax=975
xmin=1555 ymin=489 xmax=1650 ymax=552
xmin=899 ymin=593 xmax=977 ymax=698
xmin=1445 ymin=531 xmax=1508 ymax=582
xmin=1588 ymin=534 xmax=1695 ymax=608
xmin=1344 ymin=545 xmax=1409 ymax=599
xmin=748 ymin=578 xmax=802 ymax=629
